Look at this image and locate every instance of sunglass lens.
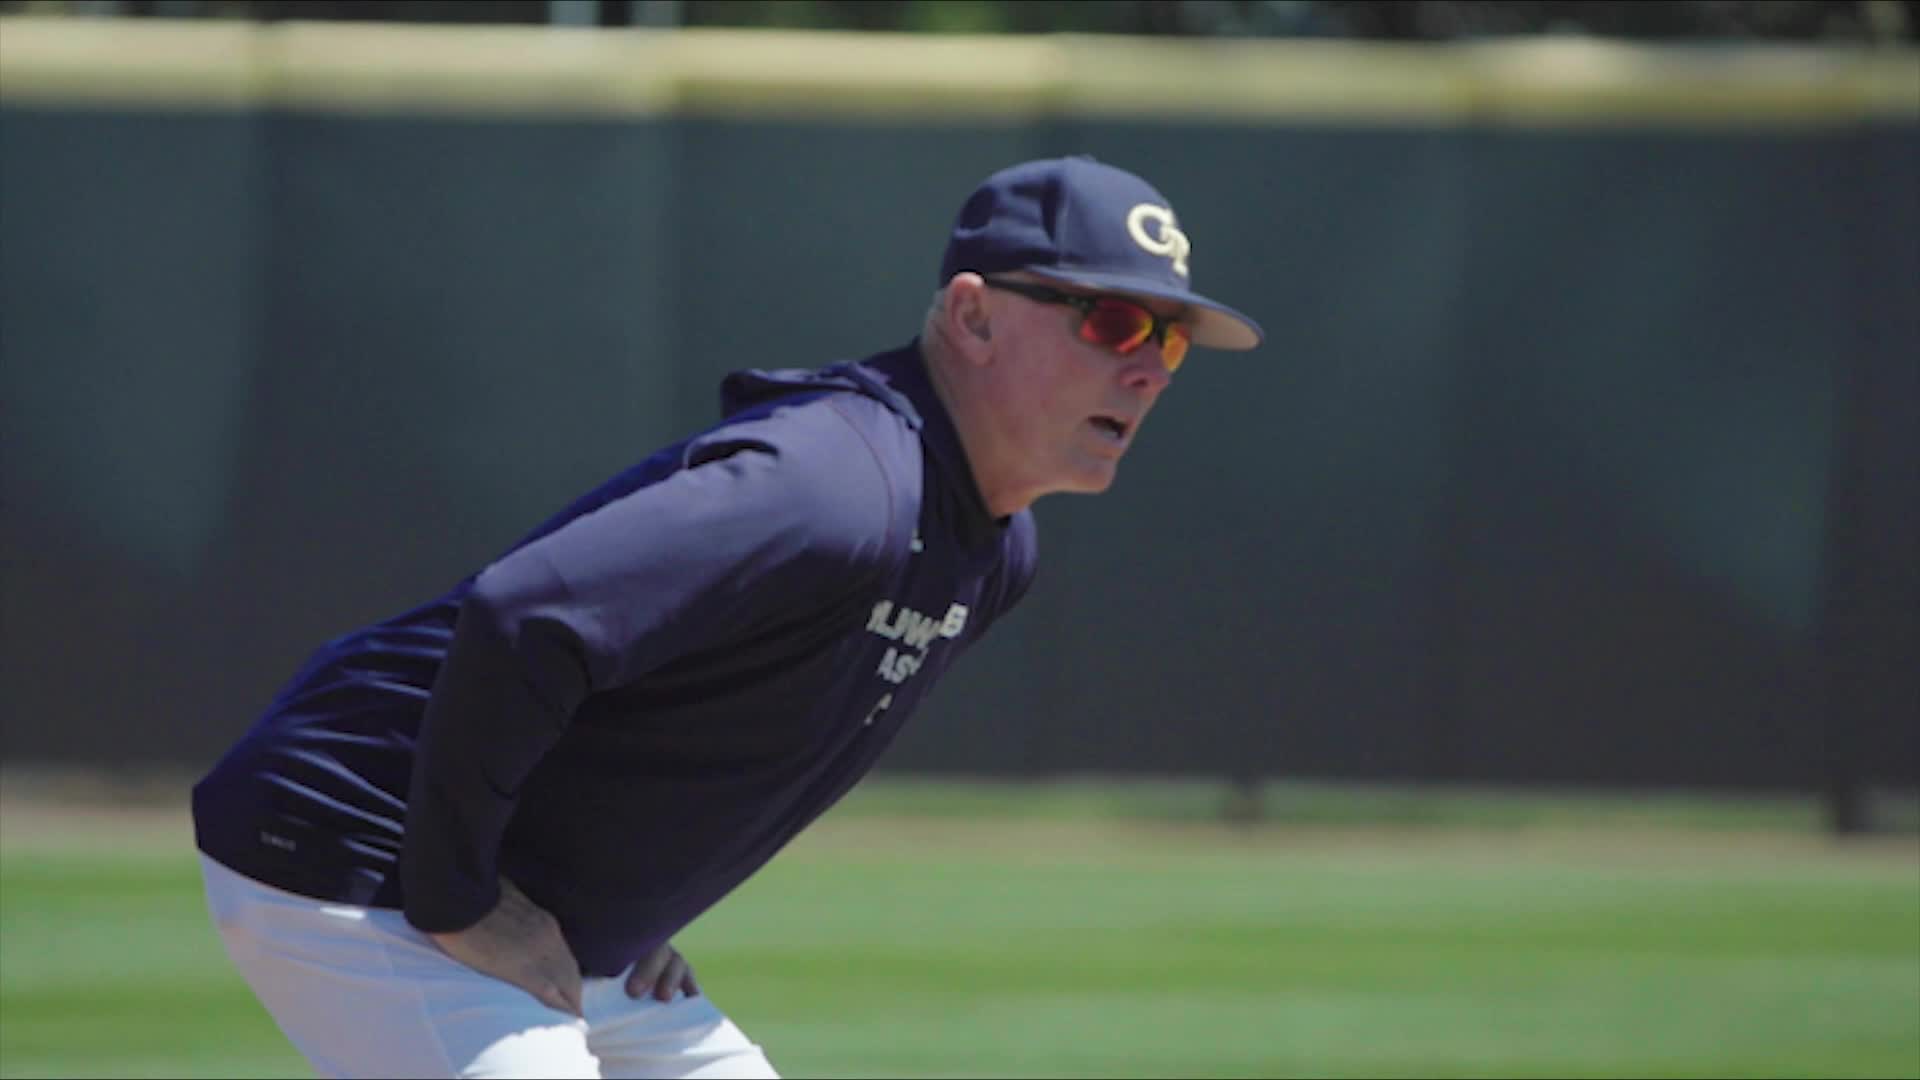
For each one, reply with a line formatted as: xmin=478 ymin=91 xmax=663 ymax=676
xmin=1163 ymin=323 xmax=1190 ymax=373
xmin=1081 ymin=300 xmax=1154 ymax=353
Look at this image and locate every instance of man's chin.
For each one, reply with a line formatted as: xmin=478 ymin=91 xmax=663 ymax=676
xmin=1063 ymin=464 xmax=1119 ymax=496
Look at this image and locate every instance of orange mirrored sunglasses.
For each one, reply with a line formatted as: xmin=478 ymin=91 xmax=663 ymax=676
xmin=982 ymin=277 xmax=1189 ymax=373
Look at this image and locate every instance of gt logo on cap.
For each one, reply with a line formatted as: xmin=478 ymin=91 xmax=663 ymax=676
xmin=1126 ymin=204 xmax=1190 ymax=278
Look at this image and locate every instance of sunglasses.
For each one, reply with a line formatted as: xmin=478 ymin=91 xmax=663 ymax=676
xmin=981 ymin=278 xmax=1190 ymax=373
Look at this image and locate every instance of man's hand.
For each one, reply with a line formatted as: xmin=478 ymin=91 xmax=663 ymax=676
xmin=624 ymin=940 xmax=700 ymax=1002
xmin=428 ymin=877 xmax=584 ymax=1017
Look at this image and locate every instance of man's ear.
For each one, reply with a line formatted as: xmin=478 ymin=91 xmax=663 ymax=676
xmin=945 ymin=274 xmax=993 ymax=357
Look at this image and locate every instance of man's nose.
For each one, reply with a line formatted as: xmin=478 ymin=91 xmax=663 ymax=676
xmin=1120 ymin=349 xmax=1174 ymax=395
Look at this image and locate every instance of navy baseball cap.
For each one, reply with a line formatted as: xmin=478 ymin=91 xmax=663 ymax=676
xmin=939 ymin=155 xmax=1263 ymax=351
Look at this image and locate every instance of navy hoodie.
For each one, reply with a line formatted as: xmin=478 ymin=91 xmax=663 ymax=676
xmin=192 ymin=343 xmax=1038 ymax=976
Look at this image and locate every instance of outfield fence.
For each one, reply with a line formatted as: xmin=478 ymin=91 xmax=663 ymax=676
xmin=2 ymin=18 xmax=1915 ymax=826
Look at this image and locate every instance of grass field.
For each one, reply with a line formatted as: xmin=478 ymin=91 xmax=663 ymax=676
xmin=1 ymin=776 xmax=1916 ymax=1079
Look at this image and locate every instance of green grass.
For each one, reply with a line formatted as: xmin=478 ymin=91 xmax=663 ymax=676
xmin=2 ymin=781 xmax=1916 ymax=1079
xmin=830 ymin=775 xmax=1870 ymax=831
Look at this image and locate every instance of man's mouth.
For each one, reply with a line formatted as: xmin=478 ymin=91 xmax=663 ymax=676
xmin=1089 ymin=415 xmax=1131 ymax=442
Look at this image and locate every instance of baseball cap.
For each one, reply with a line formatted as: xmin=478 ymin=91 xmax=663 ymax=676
xmin=939 ymin=155 xmax=1263 ymax=352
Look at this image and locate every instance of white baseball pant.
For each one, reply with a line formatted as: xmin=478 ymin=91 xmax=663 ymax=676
xmin=200 ymin=855 xmax=780 ymax=1079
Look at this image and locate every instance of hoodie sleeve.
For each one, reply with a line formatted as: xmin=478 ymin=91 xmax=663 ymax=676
xmin=400 ymin=404 xmax=896 ymax=934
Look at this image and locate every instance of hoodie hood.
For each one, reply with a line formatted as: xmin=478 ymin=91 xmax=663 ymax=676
xmin=720 ymin=356 xmax=921 ymax=431
xmin=719 ymin=343 xmax=1002 ymax=548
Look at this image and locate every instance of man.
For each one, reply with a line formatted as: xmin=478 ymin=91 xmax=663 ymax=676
xmin=192 ymin=154 xmax=1263 ymax=1078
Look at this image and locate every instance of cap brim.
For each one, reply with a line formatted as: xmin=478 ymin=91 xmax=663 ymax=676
xmin=1022 ymin=268 xmax=1263 ymax=351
